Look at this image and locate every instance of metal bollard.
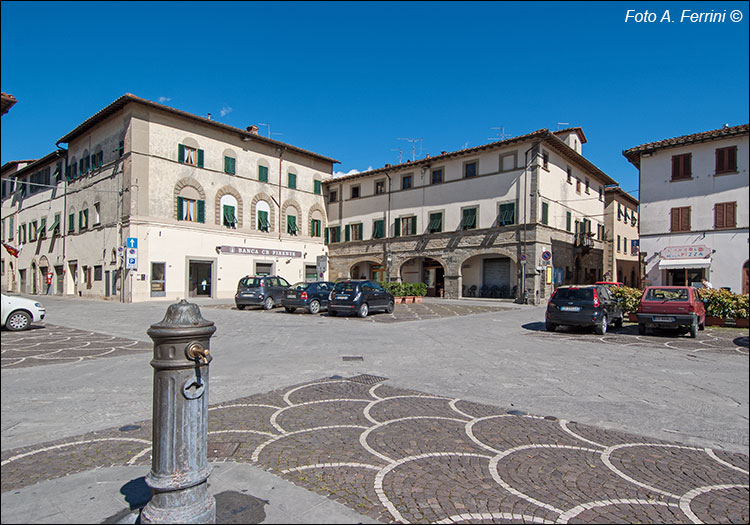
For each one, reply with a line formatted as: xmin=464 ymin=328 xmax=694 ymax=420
xmin=140 ymin=300 xmax=217 ymax=524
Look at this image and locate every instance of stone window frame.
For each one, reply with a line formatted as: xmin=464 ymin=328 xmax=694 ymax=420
xmin=281 ymin=199 xmax=302 ymax=237
xmin=427 ymin=209 xmax=445 ymax=233
xmin=463 ymin=159 xmax=479 ymax=179
xmin=430 ymin=166 xmax=445 ymax=185
xmin=499 ymin=151 xmax=518 ymax=173
xmin=460 ymin=205 xmax=479 ymax=231
xmin=222 ymin=148 xmax=238 ymax=175
xmin=214 ymin=186 xmax=243 ymax=229
xmin=251 ymin=192 xmax=276 ymax=233
xmin=350 ymin=184 xmax=361 ymax=199
xmin=374 ymin=179 xmax=386 ymax=195
xmin=308 ymin=203 xmax=326 ymax=238
xmin=174 ymin=177 xmax=207 ymax=222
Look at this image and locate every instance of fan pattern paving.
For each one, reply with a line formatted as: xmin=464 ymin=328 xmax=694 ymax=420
xmin=1 ymin=377 xmax=748 ymax=524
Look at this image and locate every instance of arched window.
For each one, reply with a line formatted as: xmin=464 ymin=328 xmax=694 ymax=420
xmin=285 ymin=205 xmax=300 ymax=236
xmin=256 ymin=200 xmax=271 ymax=232
xmin=220 ymin=194 xmax=239 ymax=228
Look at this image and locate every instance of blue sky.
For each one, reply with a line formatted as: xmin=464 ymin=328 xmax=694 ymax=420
xmin=2 ymin=1 xmax=748 ymax=198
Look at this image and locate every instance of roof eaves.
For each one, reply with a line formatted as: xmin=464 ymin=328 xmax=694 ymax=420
xmin=6 ymin=151 xmax=64 ymax=178
xmin=542 ymin=133 xmax=617 ymax=186
xmin=57 ymin=94 xmax=339 ymax=164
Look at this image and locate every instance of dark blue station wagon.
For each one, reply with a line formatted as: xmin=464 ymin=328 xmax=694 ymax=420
xmin=281 ymin=281 xmax=334 ymax=314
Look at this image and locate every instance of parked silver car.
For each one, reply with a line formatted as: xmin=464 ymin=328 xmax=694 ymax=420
xmin=1 ymin=293 xmax=46 ymax=331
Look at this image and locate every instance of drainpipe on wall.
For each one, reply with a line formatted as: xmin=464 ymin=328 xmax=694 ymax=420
xmin=54 ymin=141 xmax=68 ymax=292
xmin=278 ymin=147 xmax=286 ymax=241
xmin=384 ymin=172 xmax=392 ymax=281
xmin=521 ymin=141 xmax=541 ymax=302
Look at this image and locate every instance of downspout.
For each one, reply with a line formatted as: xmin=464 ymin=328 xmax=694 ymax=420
xmin=278 ymin=147 xmax=286 ymax=240
xmin=521 ymin=140 xmax=541 ymax=302
xmin=55 ymin=141 xmax=68 ymax=289
xmin=384 ymin=172 xmax=391 ymax=281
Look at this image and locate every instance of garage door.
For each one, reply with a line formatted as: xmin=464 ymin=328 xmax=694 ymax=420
xmin=483 ymin=258 xmax=510 ymax=287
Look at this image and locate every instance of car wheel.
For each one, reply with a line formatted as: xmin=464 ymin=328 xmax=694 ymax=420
xmin=689 ymin=322 xmax=698 ymax=339
xmin=595 ymin=314 xmax=607 ymax=335
xmin=385 ymin=300 xmax=394 ymax=314
xmin=638 ymin=323 xmax=646 ymax=335
xmin=236 ymin=304 xmax=246 ymax=310
xmin=357 ymin=303 xmax=369 ymax=318
xmin=613 ymin=317 xmax=623 ymax=329
xmin=545 ymin=322 xmax=557 ymax=332
xmin=263 ymin=297 xmax=274 ymax=310
xmin=308 ymin=300 xmax=320 ymax=314
xmin=6 ymin=310 xmax=31 ymax=331
xmin=284 ymin=307 xmax=296 ymax=313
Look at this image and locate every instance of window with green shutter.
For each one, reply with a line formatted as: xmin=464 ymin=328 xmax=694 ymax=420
xmin=288 ymin=172 xmax=296 ymax=189
xmin=79 ymin=209 xmax=89 ymax=230
xmin=345 ymin=224 xmax=351 ymax=242
xmin=39 ymin=217 xmax=47 ymax=239
xmin=223 ymin=205 xmax=237 ymax=228
xmin=197 ymin=149 xmax=204 ymax=168
xmin=311 ymin=219 xmax=322 ymax=237
xmin=259 ymin=165 xmax=269 ymax=182
xmin=68 ymin=213 xmax=75 ymax=233
xmin=373 ymin=219 xmax=385 ymax=239
xmin=258 ymin=210 xmax=269 ymax=231
xmin=461 ymin=208 xmax=477 ymax=230
xmin=394 ymin=217 xmax=401 ymax=237
xmin=332 ymin=226 xmax=340 ymax=243
xmin=541 ymin=202 xmax=549 ymax=225
xmin=497 ymin=203 xmax=515 ymax=226
xmin=566 ymin=211 xmax=572 ymax=232
xmin=30 ymin=220 xmax=37 ymax=241
xmin=50 ymin=213 xmax=60 ymax=236
xmin=427 ymin=213 xmax=442 ymax=233
xmin=324 ymin=227 xmax=329 ymax=244
xmin=314 ymin=180 xmax=322 ymax=194
xmin=287 ymin=215 xmax=298 ymax=235
xmin=224 ymin=156 xmax=236 ymax=175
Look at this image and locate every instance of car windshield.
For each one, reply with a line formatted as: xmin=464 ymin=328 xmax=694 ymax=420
xmin=289 ymin=282 xmax=309 ymax=291
xmin=239 ymin=277 xmax=262 ymax=288
xmin=333 ymin=281 xmax=358 ymax=293
xmin=554 ymin=288 xmax=594 ymax=301
xmin=644 ymin=288 xmax=688 ymax=301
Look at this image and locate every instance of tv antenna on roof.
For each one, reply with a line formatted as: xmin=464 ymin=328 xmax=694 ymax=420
xmin=488 ymin=126 xmax=511 ymax=141
xmin=557 ymin=122 xmax=570 ymax=130
xmin=396 ymin=138 xmax=423 ymax=161
xmin=391 ymin=148 xmax=404 ymax=164
xmin=258 ymin=123 xmax=284 ymax=139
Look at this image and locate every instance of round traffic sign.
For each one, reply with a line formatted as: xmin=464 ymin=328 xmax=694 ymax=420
xmin=542 ymin=250 xmax=552 ymax=261
xmin=520 ymin=254 xmax=527 ymax=263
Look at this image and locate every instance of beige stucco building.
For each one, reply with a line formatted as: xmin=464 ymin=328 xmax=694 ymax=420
xmin=323 ymin=128 xmax=617 ymax=302
xmin=603 ymin=186 xmax=640 ymax=287
xmin=1 ymin=94 xmax=337 ymax=301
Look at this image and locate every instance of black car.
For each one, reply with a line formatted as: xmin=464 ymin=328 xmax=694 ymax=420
xmin=545 ymin=284 xmax=623 ymax=335
xmin=328 ymin=280 xmax=395 ymax=318
xmin=235 ymin=275 xmax=291 ymax=310
xmin=281 ymin=281 xmax=334 ymax=314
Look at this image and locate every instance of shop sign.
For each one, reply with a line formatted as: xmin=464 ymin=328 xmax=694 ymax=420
xmin=660 ymin=245 xmax=709 ymax=259
xmin=219 ymin=245 xmax=302 ymax=258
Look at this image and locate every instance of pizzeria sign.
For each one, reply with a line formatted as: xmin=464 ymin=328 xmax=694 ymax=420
xmin=660 ymin=245 xmax=710 ymax=260
xmin=219 ymin=245 xmax=302 ymax=258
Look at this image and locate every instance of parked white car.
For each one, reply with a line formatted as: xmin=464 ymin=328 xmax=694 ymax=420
xmin=1 ymin=294 xmax=46 ymax=331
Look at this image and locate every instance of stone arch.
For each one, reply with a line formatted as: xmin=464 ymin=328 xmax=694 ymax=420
xmin=455 ymin=248 xmax=518 ymax=270
xmin=250 ymin=192 xmax=276 ymax=232
xmin=457 ymin=249 xmax=518 ymax=299
xmin=214 ymin=185 xmax=243 ymax=228
xmin=281 ymin=199 xmax=302 ymax=236
xmin=307 ymin=203 xmax=327 ymax=237
xmin=349 ymin=257 xmax=385 ymax=280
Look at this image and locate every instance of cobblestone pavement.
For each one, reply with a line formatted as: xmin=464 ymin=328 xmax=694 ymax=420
xmin=2 ymin=377 xmax=747 ymax=524
xmin=0 ymin=324 xmax=152 ymax=369
xmin=207 ymin=302 xmax=511 ymax=323
xmin=525 ymin=323 xmax=750 ymax=355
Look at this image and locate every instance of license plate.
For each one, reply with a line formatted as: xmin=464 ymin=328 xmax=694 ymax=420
xmin=337 ymin=295 xmax=348 ymax=300
xmin=561 ymin=306 xmax=580 ymax=312
xmin=287 ymin=294 xmax=296 ymax=299
xmin=654 ymin=316 xmax=675 ymax=322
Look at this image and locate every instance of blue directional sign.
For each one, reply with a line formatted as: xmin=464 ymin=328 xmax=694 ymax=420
xmin=126 ymin=237 xmax=138 ymax=248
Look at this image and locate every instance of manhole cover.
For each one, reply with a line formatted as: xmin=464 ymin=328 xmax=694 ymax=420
xmin=214 ymin=491 xmax=267 ymax=524
xmin=119 ymin=425 xmax=141 ymax=432
xmin=342 ymin=355 xmax=364 ymax=361
xmin=207 ymin=442 xmax=241 ymax=458
xmin=349 ymin=374 xmax=388 ymax=385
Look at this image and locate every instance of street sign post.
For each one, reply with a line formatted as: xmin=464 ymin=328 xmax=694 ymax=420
xmin=126 ymin=237 xmax=138 ymax=270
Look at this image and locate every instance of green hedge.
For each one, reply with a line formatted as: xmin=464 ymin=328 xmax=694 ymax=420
xmin=610 ymin=286 xmax=643 ymax=314
xmin=378 ymin=281 xmax=427 ymax=297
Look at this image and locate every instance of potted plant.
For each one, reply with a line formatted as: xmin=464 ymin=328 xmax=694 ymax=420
xmin=701 ymin=288 xmax=733 ymax=326
xmin=731 ymin=293 xmax=749 ymax=328
xmin=610 ymin=286 xmax=642 ymax=322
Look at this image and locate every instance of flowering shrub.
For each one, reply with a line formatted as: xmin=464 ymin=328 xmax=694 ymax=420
xmin=379 ymin=282 xmax=428 ymax=297
xmin=610 ymin=286 xmax=643 ymax=313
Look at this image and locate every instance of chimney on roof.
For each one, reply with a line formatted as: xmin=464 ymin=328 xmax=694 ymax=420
xmin=385 ymin=163 xmax=391 ymax=168
xmin=207 ymin=113 xmax=212 ymax=120
xmin=247 ymin=125 xmax=259 ymax=134
xmin=425 ymin=154 xmax=430 ymax=158
xmin=723 ymin=123 xmax=729 ymax=129
xmin=441 ymin=151 xmax=446 ymax=155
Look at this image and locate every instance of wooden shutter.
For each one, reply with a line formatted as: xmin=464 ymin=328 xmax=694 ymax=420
xmin=394 ymin=218 xmax=401 ymax=237
xmin=728 ymin=147 xmax=737 ymax=172
xmin=177 ymin=196 xmax=184 ymax=220
xmin=680 ymin=207 xmax=690 ymax=231
xmin=345 ymin=224 xmax=350 ymax=242
xmin=716 ymin=149 xmax=725 ymax=173
xmin=715 ymin=203 xmax=725 ymax=228
xmin=727 ymin=202 xmax=736 ymax=227
xmin=324 ymin=227 xmax=329 ymax=244
xmin=197 ymin=149 xmax=204 ymax=168
xmin=314 ymin=180 xmax=321 ymax=194
xmin=197 ymin=200 xmax=205 ymax=223
xmin=670 ymin=208 xmax=680 ymax=231
xmin=97 ymin=151 xmax=103 ymax=167
xmin=411 ymin=216 xmax=417 ymax=235
xmin=178 ymin=144 xmax=185 ymax=163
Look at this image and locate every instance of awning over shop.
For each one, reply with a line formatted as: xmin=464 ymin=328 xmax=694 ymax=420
xmin=658 ymin=258 xmax=711 ymax=270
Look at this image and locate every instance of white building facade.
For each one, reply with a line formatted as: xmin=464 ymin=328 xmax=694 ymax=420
xmin=623 ymin=124 xmax=749 ymax=293
xmin=1 ymin=94 xmax=337 ymax=302
xmin=603 ymin=186 xmax=640 ymax=287
xmin=324 ymin=128 xmax=617 ymax=301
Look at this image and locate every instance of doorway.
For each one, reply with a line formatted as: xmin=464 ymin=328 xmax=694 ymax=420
xmin=423 ymin=258 xmax=445 ymax=297
xmin=188 ymin=261 xmax=213 ymax=297
xmin=55 ymin=265 xmax=64 ymax=295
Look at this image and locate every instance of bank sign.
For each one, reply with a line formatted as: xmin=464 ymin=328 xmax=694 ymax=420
xmin=219 ymin=245 xmax=302 ymax=258
xmin=660 ymin=244 xmax=710 ymax=259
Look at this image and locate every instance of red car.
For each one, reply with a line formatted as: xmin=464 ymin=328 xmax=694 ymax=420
xmin=636 ymin=286 xmax=706 ymax=338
